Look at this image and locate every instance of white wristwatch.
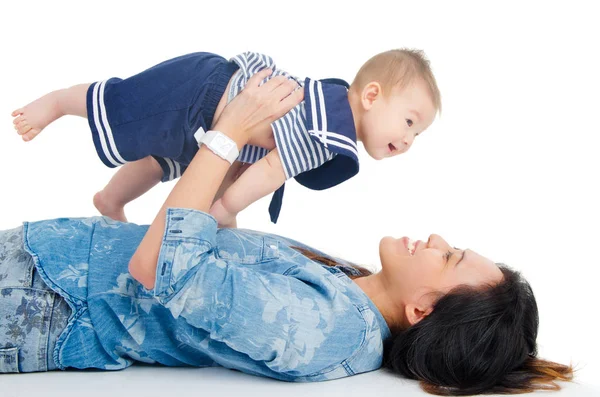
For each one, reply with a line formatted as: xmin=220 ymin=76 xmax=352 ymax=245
xmin=194 ymin=128 xmax=239 ymax=164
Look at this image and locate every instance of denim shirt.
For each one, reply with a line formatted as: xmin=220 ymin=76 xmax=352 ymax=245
xmin=22 ymin=208 xmax=391 ymax=381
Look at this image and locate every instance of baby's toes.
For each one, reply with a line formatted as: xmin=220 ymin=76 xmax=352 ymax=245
xmin=13 ymin=115 xmax=25 ymax=125
xmin=22 ymin=129 xmax=41 ymax=142
xmin=11 ymin=108 xmax=24 ymax=117
xmin=15 ymin=120 xmax=31 ymax=135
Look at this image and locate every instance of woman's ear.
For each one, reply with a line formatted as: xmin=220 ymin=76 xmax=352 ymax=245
xmin=361 ymin=82 xmax=382 ymax=110
xmin=405 ymin=301 xmax=434 ymax=326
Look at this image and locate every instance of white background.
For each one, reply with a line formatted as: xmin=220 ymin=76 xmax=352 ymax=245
xmin=1 ymin=0 xmax=598 ymax=392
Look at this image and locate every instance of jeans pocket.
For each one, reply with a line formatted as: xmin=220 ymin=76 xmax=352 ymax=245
xmin=0 ymin=288 xmax=53 ymax=373
xmin=0 ymin=347 xmax=19 ymax=373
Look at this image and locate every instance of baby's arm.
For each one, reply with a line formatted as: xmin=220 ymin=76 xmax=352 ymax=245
xmin=209 ymin=161 xmax=250 ymax=228
xmin=210 ymin=149 xmax=286 ymax=227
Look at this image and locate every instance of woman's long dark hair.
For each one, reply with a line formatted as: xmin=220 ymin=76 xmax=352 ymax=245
xmin=293 ymin=247 xmax=573 ymax=395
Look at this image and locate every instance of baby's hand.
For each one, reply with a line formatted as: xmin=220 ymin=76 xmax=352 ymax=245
xmin=210 ymin=199 xmax=237 ymax=229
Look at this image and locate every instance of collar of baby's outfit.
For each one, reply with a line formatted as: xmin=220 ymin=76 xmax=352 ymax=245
xmin=303 ymin=77 xmax=358 ymax=162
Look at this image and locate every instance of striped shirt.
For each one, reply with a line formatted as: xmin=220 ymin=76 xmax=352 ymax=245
xmin=229 ymin=52 xmax=336 ymax=180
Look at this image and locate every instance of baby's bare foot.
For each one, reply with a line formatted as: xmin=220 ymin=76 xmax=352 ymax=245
xmin=93 ymin=191 xmax=128 ymax=222
xmin=11 ymin=91 xmax=64 ymax=142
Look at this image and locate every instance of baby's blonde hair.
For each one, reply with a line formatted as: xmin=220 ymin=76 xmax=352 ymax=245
xmin=351 ymin=49 xmax=442 ymax=113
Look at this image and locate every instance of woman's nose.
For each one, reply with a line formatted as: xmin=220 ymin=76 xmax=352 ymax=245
xmin=427 ymin=234 xmax=450 ymax=249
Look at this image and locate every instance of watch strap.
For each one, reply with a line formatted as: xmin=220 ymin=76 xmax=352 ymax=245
xmin=194 ymin=128 xmax=239 ymax=164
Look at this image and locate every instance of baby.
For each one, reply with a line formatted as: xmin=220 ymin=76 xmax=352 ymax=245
xmin=12 ymin=50 xmax=441 ymax=226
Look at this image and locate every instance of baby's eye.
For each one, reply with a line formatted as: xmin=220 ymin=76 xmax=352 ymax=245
xmin=406 ymin=119 xmax=413 ymax=127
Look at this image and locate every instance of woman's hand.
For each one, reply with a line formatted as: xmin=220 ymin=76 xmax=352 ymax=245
xmin=214 ymin=68 xmax=303 ymax=149
xmin=129 ymin=68 xmax=302 ymax=290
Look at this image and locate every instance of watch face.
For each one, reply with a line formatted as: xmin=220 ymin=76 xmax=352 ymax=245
xmin=214 ymin=134 xmax=235 ymax=155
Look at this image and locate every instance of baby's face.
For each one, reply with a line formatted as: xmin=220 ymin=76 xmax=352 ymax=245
xmin=359 ymin=79 xmax=437 ymax=160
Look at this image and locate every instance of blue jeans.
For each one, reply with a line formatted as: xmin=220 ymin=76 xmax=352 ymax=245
xmin=0 ymin=226 xmax=71 ymax=373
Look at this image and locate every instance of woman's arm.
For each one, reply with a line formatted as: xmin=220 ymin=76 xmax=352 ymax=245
xmin=151 ymin=236 xmax=366 ymax=378
xmin=129 ymin=69 xmax=303 ymax=289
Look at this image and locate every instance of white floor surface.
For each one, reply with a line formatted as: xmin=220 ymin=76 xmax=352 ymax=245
xmin=1 ymin=366 xmax=598 ymax=397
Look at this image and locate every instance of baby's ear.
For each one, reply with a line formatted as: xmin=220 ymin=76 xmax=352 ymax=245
xmin=361 ymin=82 xmax=381 ymax=110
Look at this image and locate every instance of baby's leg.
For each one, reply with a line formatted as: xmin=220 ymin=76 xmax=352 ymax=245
xmin=11 ymin=83 xmax=90 ymax=142
xmin=93 ymin=156 xmax=163 ymax=222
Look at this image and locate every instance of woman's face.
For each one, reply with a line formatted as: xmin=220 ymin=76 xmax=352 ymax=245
xmin=379 ymin=234 xmax=504 ymax=325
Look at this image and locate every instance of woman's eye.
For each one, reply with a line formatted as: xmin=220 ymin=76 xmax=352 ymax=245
xmin=444 ymin=250 xmax=452 ymax=262
xmin=406 ymin=119 xmax=413 ymax=127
